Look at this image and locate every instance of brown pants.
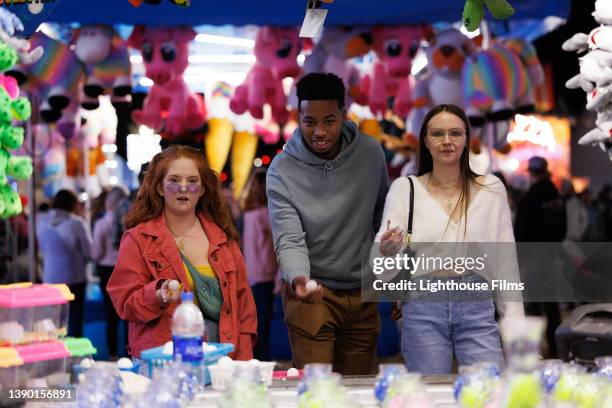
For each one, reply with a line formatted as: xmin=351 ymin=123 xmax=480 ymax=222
xmin=282 ymin=283 xmax=380 ymax=375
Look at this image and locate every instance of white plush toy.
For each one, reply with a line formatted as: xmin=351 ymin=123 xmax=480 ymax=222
xmin=564 ymin=0 xmax=612 ymax=162
xmin=594 ymin=0 xmax=612 ymax=25
xmin=579 ymin=98 xmax=612 ymax=160
xmin=407 ymin=28 xmax=475 ymax=136
xmin=566 ymin=49 xmax=612 ymax=92
xmin=0 ymin=9 xmax=43 ymax=65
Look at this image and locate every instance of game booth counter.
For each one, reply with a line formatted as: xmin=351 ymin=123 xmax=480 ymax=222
xmin=0 ymin=0 xmax=611 ymax=406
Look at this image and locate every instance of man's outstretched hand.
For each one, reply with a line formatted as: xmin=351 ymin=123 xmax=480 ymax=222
xmin=291 ymin=276 xmax=324 ymax=303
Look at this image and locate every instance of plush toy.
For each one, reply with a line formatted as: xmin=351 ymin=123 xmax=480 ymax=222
xmin=71 ymin=25 xmax=132 ymax=110
xmin=0 ymin=42 xmax=17 ymax=73
xmin=579 ymin=125 xmax=612 ymax=161
xmin=6 ymin=156 xmax=33 ymax=180
xmin=564 ymin=1 xmax=612 ymax=162
xmin=301 ymin=26 xmax=372 ymax=107
xmin=6 ymin=31 xmax=84 ymax=132
xmin=593 ymin=0 xmax=612 ymax=26
xmin=462 ymin=39 xmax=544 ymax=125
xmin=230 ymin=26 xmax=302 ymax=124
xmin=408 ymin=28 xmax=475 ymax=136
xmin=361 ymin=25 xmax=425 ymax=118
xmin=34 ymin=124 xmax=68 ymax=199
xmin=0 ymin=9 xmax=43 ymax=67
xmin=0 ymin=13 xmax=33 ymax=219
xmin=461 ymin=37 xmax=544 ymax=153
xmin=206 ymin=82 xmax=234 ymax=174
xmin=0 ymin=9 xmax=23 ymax=37
xmin=128 ymin=25 xmax=206 ymax=139
xmin=463 ymin=0 xmax=515 ymax=32
xmin=566 ymin=50 xmax=612 ymax=94
xmin=0 ymin=184 xmax=22 ymax=218
xmin=63 ymin=98 xmax=114 ymax=197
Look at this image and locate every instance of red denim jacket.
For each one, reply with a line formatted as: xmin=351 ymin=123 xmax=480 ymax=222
xmin=107 ymin=213 xmax=257 ymax=359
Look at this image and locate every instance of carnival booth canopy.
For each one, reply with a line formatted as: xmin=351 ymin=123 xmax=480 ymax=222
xmin=45 ymin=0 xmax=570 ymax=26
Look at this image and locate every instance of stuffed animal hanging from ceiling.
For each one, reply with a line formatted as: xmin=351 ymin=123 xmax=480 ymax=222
xmin=71 ymin=25 xmax=132 ymax=110
xmin=462 ymin=37 xmax=544 ymax=152
xmin=0 ymin=9 xmax=43 ymax=66
xmin=128 ymin=25 xmax=206 ymax=141
xmin=230 ymin=26 xmax=302 ymax=125
xmin=408 ymin=28 xmax=475 ymax=136
xmin=301 ymin=26 xmax=372 ymax=107
xmin=5 ymin=31 xmax=85 ymax=140
xmin=65 ymin=99 xmax=116 ymax=198
xmin=463 ymin=0 xmax=515 ymax=32
xmin=205 ymin=82 xmax=258 ymax=198
xmin=0 ymin=10 xmax=33 ymax=219
xmin=361 ymin=25 xmax=425 ymax=118
xmin=563 ymin=0 xmax=612 ymax=162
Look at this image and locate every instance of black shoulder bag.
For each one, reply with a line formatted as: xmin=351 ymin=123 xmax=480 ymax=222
xmin=390 ymin=176 xmax=415 ymax=319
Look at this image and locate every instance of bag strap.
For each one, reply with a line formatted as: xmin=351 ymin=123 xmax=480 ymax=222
xmin=406 ymin=176 xmax=415 ymax=244
xmin=179 ymin=251 xmax=198 ymax=278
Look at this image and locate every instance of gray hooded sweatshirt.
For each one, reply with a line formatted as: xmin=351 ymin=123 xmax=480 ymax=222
xmin=266 ymin=121 xmax=390 ymax=290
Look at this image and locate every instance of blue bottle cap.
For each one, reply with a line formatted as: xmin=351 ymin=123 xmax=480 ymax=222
xmin=182 ymin=292 xmax=194 ymax=301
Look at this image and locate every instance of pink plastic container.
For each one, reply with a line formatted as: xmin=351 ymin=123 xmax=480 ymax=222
xmin=0 ymin=285 xmax=71 ymax=346
xmin=15 ymin=341 xmax=70 ymax=387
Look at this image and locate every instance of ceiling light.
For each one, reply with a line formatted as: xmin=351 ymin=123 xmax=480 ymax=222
xmin=196 ymin=34 xmax=255 ymax=48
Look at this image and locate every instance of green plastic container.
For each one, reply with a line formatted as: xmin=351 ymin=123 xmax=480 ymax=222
xmin=62 ymin=337 xmax=97 ymax=359
xmin=62 ymin=337 xmax=97 ymax=383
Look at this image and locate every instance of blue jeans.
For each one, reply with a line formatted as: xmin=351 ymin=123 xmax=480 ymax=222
xmin=400 ymin=274 xmax=503 ymax=374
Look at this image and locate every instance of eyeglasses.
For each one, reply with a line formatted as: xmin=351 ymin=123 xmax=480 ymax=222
xmin=164 ymin=182 xmax=202 ymax=194
xmin=428 ymin=129 xmax=466 ymax=139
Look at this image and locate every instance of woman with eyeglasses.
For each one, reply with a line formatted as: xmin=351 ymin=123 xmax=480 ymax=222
xmin=107 ymin=145 xmax=257 ymax=359
xmin=375 ymin=104 xmax=524 ymax=374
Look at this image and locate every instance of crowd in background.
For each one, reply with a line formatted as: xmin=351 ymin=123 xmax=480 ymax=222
xmin=1 ymin=153 xmax=611 ymax=360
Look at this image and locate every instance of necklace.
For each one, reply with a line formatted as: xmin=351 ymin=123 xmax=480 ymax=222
xmin=428 ymin=174 xmax=459 ymax=212
xmin=167 ymin=217 xmax=198 ymax=251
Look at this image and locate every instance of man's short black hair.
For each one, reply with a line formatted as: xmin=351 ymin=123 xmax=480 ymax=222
xmin=296 ymin=72 xmax=345 ymax=111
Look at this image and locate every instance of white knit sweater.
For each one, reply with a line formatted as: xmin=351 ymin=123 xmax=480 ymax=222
xmin=372 ymin=174 xmax=524 ymax=316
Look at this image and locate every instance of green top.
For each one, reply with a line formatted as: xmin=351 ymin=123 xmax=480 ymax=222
xmin=62 ymin=337 xmax=97 ymax=357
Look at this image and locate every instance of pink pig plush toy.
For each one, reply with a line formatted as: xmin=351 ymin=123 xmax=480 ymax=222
xmin=361 ymin=25 xmax=425 ymax=117
xmin=230 ymin=26 xmax=302 ymax=124
xmin=128 ymin=25 xmax=206 ymax=138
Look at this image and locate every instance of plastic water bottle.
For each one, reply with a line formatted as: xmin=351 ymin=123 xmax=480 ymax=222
xmin=172 ymin=292 xmax=205 ymax=364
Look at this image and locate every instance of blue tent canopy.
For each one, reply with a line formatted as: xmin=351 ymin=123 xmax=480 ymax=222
xmin=43 ymin=0 xmax=571 ymax=27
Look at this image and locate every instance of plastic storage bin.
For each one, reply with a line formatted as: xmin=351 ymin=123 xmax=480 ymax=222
xmin=47 ymin=284 xmax=75 ymax=338
xmin=139 ymin=342 xmax=234 ymax=383
xmin=0 ymin=285 xmax=72 ymax=345
xmin=15 ymin=340 xmax=70 ymax=387
xmin=0 ymin=347 xmax=23 ymax=393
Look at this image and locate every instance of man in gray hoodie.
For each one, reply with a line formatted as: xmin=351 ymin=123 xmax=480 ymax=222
xmin=267 ymin=73 xmax=390 ymax=374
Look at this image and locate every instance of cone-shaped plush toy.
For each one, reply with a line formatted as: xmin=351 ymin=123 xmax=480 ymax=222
xmin=231 ymin=130 xmax=258 ymax=199
xmin=205 ymin=117 xmax=234 ymax=174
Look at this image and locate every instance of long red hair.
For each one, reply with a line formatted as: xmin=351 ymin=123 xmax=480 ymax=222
xmin=125 ymin=146 xmax=239 ymax=242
